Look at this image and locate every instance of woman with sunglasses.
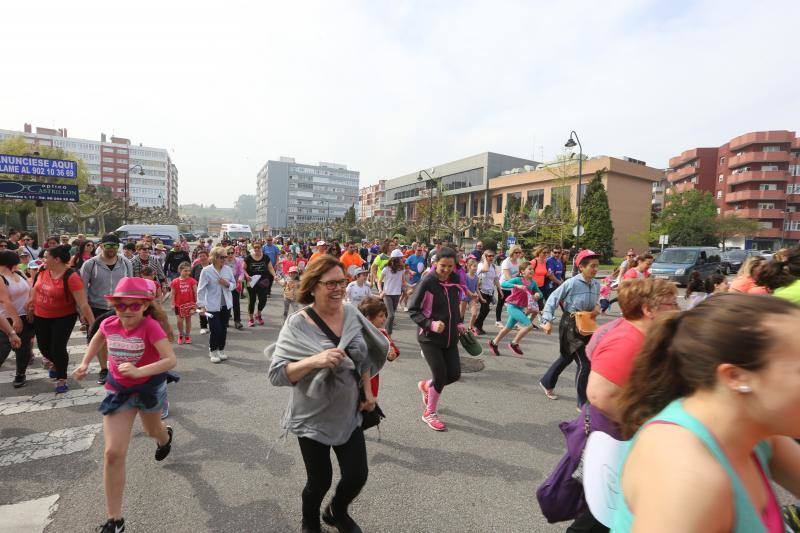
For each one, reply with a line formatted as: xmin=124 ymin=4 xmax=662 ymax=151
xmin=70 ymin=239 xmax=96 ymax=270
xmin=473 ymin=249 xmax=501 ymax=335
xmin=73 ymin=277 xmax=176 ymax=533
xmin=197 ymin=247 xmax=236 ymax=364
xmin=496 ymin=244 xmax=524 ymax=327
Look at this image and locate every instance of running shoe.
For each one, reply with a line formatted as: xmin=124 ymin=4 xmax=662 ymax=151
xmin=508 ymin=342 xmax=524 ymax=356
xmin=55 ymin=381 xmax=68 ymax=394
xmin=488 ymin=340 xmax=500 ymax=356
xmin=96 ymin=369 xmax=109 ymax=385
xmin=256 ymin=315 xmax=265 ymax=326
xmin=234 ymin=322 xmax=244 ymax=330
xmin=403 ymin=306 xmax=409 ymax=312
xmin=422 ymin=410 xmax=446 ymax=431
xmin=161 ymin=401 xmax=169 ymax=420
xmin=48 ymin=369 xmax=57 ymax=380
xmin=417 ymin=380 xmax=429 ymax=407
xmin=495 ymin=321 xmax=503 ymax=328
xmin=218 ymin=350 xmax=228 ymax=361
xmin=200 ymin=328 xmax=208 ymax=335
xmin=322 ymin=504 xmax=363 ymax=533
xmin=177 ymin=335 xmax=184 ymax=345
xmin=209 ymin=351 xmax=221 ymax=364
xmin=538 ymin=381 xmax=558 ymax=400
xmin=476 ymin=328 xmax=487 ymax=336
xmin=248 ymin=319 xmax=255 ymax=327
xmin=155 ymin=426 xmax=173 ymax=461
xmin=12 ymin=373 xmax=26 ymax=388
xmin=96 ymin=518 xmax=125 ymax=532
xmin=185 ymin=336 xmax=192 ymax=344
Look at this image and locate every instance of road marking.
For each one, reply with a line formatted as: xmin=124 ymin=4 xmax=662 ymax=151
xmin=0 ymin=363 xmax=100 ymax=384
xmin=7 ymin=345 xmax=84 ymax=362
xmin=69 ymin=330 xmax=86 ymax=340
xmin=0 ymin=424 xmax=102 ymax=467
xmin=0 ymin=494 xmax=59 ymax=533
xmin=0 ymin=387 xmax=105 ymax=416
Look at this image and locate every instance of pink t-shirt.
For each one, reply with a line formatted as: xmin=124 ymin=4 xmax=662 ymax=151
xmin=590 ymin=319 xmax=645 ymax=386
xmin=623 ymin=268 xmax=650 ymax=280
xmin=100 ymin=315 xmax=167 ymax=389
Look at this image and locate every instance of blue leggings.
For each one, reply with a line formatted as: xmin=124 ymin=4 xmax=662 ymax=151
xmin=505 ymin=304 xmax=532 ymax=328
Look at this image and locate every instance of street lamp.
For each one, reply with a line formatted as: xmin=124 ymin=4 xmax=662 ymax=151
xmin=125 ymin=165 xmax=145 ymax=224
xmin=417 ymin=169 xmax=438 ymax=244
xmin=564 ymin=131 xmax=584 ymax=249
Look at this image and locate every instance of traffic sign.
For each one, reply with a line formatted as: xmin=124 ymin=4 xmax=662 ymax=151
xmin=0 ymin=180 xmax=79 ymax=202
xmin=506 ymin=235 xmax=517 ymax=246
xmin=0 ymin=154 xmax=77 ymax=179
xmin=658 ymin=234 xmax=669 ymax=245
xmin=572 ymin=224 xmax=585 ymax=237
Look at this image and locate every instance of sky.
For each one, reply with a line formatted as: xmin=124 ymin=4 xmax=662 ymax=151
xmin=1 ymin=0 xmax=798 ymax=207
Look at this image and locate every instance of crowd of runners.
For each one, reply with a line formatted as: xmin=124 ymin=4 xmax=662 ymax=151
xmin=1 ymin=226 xmax=800 ymax=532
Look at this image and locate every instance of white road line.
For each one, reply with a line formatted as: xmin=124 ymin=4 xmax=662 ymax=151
xmin=0 ymin=494 xmax=59 ymax=533
xmin=0 ymin=424 xmax=102 ymax=467
xmin=0 ymin=363 xmax=100 ymax=384
xmin=7 ymin=345 xmax=84 ymax=362
xmin=0 ymin=387 xmax=105 ymax=416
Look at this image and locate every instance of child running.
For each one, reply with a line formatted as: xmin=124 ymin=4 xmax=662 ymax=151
xmin=358 ymin=296 xmax=400 ymax=398
xmin=488 ymin=263 xmax=543 ymax=356
xmin=73 ymin=277 xmax=176 ymax=533
xmin=140 ymin=266 xmax=164 ymax=302
xmin=170 ymin=262 xmax=197 ymax=344
xmin=461 ymin=258 xmax=479 ymax=322
xmin=345 ymin=268 xmax=372 ymax=306
xmin=599 ymin=275 xmax=613 ymax=314
xmin=281 ymin=266 xmax=300 ymax=319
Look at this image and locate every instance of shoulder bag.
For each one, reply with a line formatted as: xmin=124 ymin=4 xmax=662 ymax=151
xmin=573 ymin=311 xmax=598 ymax=336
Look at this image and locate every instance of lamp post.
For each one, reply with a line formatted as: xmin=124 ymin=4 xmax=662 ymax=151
xmin=417 ymin=169 xmax=438 ymax=244
xmin=564 ymin=131 xmax=584 ymax=249
xmin=125 ymin=165 xmax=145 ymax=224
xmin=781 ymin=190 xmax=795 ymax=248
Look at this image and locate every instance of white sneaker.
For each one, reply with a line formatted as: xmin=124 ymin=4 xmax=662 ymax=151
xmin=403 ymin=306 xmax=409 ymax=312
xmin=495 ymin=321 xmax=503 ymax=328
xmin=209 ymin=351 xmax=221 ymax=363
xmin=200 ymin=328 xmax=208 ymax=335
xmin=218 ymin=350 xmax=228 ymax=361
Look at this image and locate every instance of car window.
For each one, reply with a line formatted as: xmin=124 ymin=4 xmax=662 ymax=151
xmin=655 ymin=249 xmax=698 ymax=264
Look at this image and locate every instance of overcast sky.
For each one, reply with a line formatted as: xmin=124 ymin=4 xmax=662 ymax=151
xmin=2 ymin=0 xmax=798 ymax=207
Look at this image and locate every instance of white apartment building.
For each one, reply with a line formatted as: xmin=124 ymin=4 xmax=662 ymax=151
xmin=0 ymin=124 xmax=178 ymax=212
xmin=256 ymin=157 xmax=359 ymax=231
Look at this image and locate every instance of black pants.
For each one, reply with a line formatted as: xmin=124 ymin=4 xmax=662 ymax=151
xmin=209 ymin=307 xmax=230 ymax=351
xmin=88 ymin=307 xmax=110 ymax=342
xmin=540 ymin=317 xmax=591 ymax=406
xmin=265 ymin=273 xmax=274 ymax=297
xmin=0 ymin=317 xmax=35 ymax=375
xmin=382 ymin=294 xmax=400 ymax=335
xmin=247 ymin=285 xmax=268 ymax=315
xmin=474 ymin=292 xmax=494 ymax=331
xmin=420 ymin=340 xmax=461 ymax=393
xmin=567 ymin=511 xmax=609 ymax=533
xmin=495 ymin=289 xmax=511 ymax=322
xmin=34 ymin=314 xmax=78 ymax=380
xmin=230 ymin=289 xmax=241 ymax=324
xmin=298 ymin=427 xmax=368 ymax=523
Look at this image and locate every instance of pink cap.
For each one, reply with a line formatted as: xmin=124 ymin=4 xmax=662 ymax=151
xmin=104 ymin=277 xmax=156 ymax=300
xmin=574 ymin=249 xmax=600 ymax=268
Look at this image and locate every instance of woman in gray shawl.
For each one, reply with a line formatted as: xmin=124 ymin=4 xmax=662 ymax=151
xmin=268 ymin=255 xmax=388 ymax=533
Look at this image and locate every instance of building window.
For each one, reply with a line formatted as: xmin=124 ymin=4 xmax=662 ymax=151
xmin=116 ymin=148 xmax=128 ymax=154
xmin=102 ymin=157 xmax=114 ymax=163
xmin=720 ymin=156 xmax=725 ymax=165
xmin=719 ymin=174 xmax=724 ymax=182
xmin=716 ymin=208 xmax=721 ymax=215
xmin=495 ymin=195 xmax=502 ymax=213
xmin=758 ymin=184 xmax=777 ymax=191
xmin=551 ymin=186 xmax=570 ymax=213
xmin=526 ymin=189 xmax=545 ymax=211
xmin=716 ymin=190 xmax=723 ymax=199
xmin=758 ymin=202 xmax=775 ymax=209
xmin=103 ymin=147 xmax=114 ymax=153
xmin=763 ymin=146 xmax=781 ymax=152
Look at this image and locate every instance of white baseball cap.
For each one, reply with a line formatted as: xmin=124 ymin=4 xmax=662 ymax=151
xmin=317 ymin=240 xmax=327 ymax=246
xmin=390 ymin=249 xmax=404 ymax=258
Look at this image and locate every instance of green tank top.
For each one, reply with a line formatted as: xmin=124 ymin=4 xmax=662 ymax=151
xmin=612 ymin=399 xmax=773 ymax=532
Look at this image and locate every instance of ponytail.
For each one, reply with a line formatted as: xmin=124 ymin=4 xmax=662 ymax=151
xmin=146 ymin=302 xmax=175 ymax=343
xmin=755 ymin=247 xmax=799 ymax=291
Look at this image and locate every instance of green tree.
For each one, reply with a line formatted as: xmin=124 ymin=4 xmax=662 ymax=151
xmin=579 ymin=170 xmax=615 ymax=261
xmin=658 ymin=189 xmax=718 ymax=246
xmin=714 ymin=213 xmax=761 ymax=251
xmin=395 ymin=201 xmax=406 ymax=223
xmin=343 ymin=204 xmax=357 ymax=227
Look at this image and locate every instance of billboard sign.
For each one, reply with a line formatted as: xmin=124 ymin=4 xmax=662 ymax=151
xmin=0 ymin=154 xmax=78 ymax=179
xmin=0 ymin=180 xmax=79 ymax=202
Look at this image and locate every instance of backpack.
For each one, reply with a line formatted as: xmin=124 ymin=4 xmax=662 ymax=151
xmin=33 ymin=267 xmax=78 ymax=303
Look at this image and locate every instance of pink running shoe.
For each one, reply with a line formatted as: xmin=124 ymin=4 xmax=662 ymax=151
xmin=177 ymin=335 xmax=184 ymax=345
xmin=248 ymin=318 xmax=255 ymax=327
xmin=256 ymin=314 xmax=265 ymax=326
xmin=508 ymin=342 xmax=524 ymax=357
xmin=488 ymin=340 xmax=500 ymax=356
xmin=422 ymin=410 xmax=446 ymax=431
xmin=417 ymin=380 xmax=429 ymax=407
xmin=185 ymin=336 xmax=192 ymax=344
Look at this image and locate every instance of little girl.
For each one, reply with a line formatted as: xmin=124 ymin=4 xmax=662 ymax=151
xmin=140 ymin=266 xmax=164 ymax=302
xmin=488 ymin=264 xmax=543 ymax=357
xmin=170 ymin=262 xmax=197 ymax=344
xmin=280 ymin=266 xmax=300 ymax=319
xmin=73 ymin=277 xmax=176 ymax=533
xmin=462 ymin=258 xmax=479 ymax=324
xmin=357 ymin=296 xmax=399 ymax=397
xmin=599 ymin=275 xmax=613 ymax=314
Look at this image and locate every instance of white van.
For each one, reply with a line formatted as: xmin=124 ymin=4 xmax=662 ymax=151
xmin=219 ymin=224 xmax=252 ymax=242
xmin=114 ymin=224 xmax=180 ymax=246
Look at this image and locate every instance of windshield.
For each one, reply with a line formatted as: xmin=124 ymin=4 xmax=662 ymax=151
xmin=655 ymin=249 xmax=698 ymax=264
xmin=724 ymin=250 xmax=748 ymax=260
xmin=226 ymin=231 xmax=251 ymax=239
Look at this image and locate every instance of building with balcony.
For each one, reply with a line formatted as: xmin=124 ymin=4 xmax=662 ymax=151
xmin=488 ymin=156 xmax=662 ymax=255
xmin=358 ymin=180 xmax=393 ymax=220
xmin=667 ymin=130 xmax=800 ymax=250
xmin=255 ymin=157 xmax=359 ymax=232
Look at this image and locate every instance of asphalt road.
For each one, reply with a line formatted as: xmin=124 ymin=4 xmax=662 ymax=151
xmin=0 ymin=294 xmax=624 ymax=533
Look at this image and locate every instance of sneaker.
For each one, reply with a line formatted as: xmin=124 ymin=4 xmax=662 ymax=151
xmin=48 ymin=368 xmax=57 ymax=380
xmin=322 ymin=504 xmax=363 ymax=533
xmin=417 ymin=380 xmax=429 ymax=407
xmin=200 ymin=328 xmax=208 ymax=335
xmin=495 ymin=321 xmax=503 ymax=328
xmin=538 ymin=381 xmax=559 ymax=400
xmin=177 ymin=335 xmax=184 ymax=345
xmin=96 ymin=518 xmax=125 ymax=532
xmin=96 ymin=368 xmax=109 ymax=385
xmin=12 ymin=373 xmax=26 ymax=388
xmin=55 ymin=380 xmax=68 ymax=394
xmin=161 ymin=401 xmax=169 ymax=420
xmin=155 ymin=426 xmax=173 ymax=461
xmin=508 ymin=342 xmax=524 ymax=356
xmin=470 ymin=327 xmax=480 ymax=336
xmin=403 ymin=306 xmax=409 ymax=312
xmin=488 ymin=340 xmax=500 ymax=356
xmin=476 ymin=328 xmax=487 ymax=336
xmin=256 ymin=315 xmax=265 ymax=326
xmin=422 ymin=410 xmax=446 ymax=431
xmin=234 ymin=322 xmax=244 ymax=330
xmin=218 ymin=350 xmax=228 ymax=361
xmin=209 ymin=351 xmax=221 ymax=364
xmin=248 ymin=319 xmax=255 ymax=327
xmin=185 ymin=336 xmax=192 ymax=344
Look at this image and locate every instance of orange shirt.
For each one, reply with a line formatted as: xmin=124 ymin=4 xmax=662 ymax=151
xmin=730 ymin=276 xmax=769 ymax=294
xmin=308 ymin=251 xmax=326 ymax=264
xmin=34 ymin=269 xmax=83 ymax=318
xmin=340 ymin=251 xmax=365 ymax=278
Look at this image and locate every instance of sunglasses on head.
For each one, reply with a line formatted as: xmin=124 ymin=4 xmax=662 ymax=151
xmin=114 ymin=302 xmax=144 ymax=312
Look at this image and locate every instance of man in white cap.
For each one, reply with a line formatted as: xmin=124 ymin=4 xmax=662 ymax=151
xmin=308 ymin=240 xmax=329 ymax=264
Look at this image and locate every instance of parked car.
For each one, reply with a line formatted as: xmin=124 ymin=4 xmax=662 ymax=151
xmin=650 ymin=247 xmax=724 ymax=286
xmin=114 ymin=224 xmax=180 ymax=246
xmin=721 ymin=249 xmax=762 ymax=274
xmin=181 ymin=232 xmax=198 ymax=242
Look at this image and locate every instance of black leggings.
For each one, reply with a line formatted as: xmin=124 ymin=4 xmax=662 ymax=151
xmin=34 ymin=314 xmax=78 ymax=380
xmin=420 ymin=340 xmax=461 ymax=393
xmin=541 ymin=344 xmax=591 ymax=406
xmin=247 ymin=285 xmax=268 ymax=315
xmin=231 ymin=289 xmax=241 ymax=323
xmin=495 ymin=289 xmax=511 ymax=322
xmin=474 ymin=292 xmax=494 ymax=330
xmin=0 ymin=317 xmax=35 ymax=375
xmin=298 ymin=427 xmax=368 ymax=522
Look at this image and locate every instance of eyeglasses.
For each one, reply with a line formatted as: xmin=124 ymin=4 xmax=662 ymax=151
xmin=114 ymin=302 xmax=144 ymax=312
xmin=321 ymin=279 xmax=348 ymax=290
xmin=103 ymin=243 xmax=119 ymax=249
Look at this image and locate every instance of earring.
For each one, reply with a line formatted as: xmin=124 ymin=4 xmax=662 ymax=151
xmin=736 ymin=385 xmax=752 ymax=393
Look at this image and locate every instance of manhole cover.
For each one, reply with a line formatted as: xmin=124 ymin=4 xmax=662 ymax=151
xmin=460 ymin=357 xmax=485 ymax=373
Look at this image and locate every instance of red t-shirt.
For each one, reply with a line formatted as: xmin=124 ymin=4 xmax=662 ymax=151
xmin=34 ymin=269 xmax=83 ymax=318
xmin=170 ymin=276 xmax=197 ymax=307
xmin=623 ymin=268 xmax=651 ymax=280
xmin=590 ymin=319 xmax=645 ymax=386
xmin=101 ymin=315 xmax=167 ymax=389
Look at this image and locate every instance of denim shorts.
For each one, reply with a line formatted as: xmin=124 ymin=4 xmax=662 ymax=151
xmin=105 ymin=382 xmax=167 ymax=413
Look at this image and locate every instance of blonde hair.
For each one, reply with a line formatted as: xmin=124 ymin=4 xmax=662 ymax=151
xmin=508 ymin=244 xmax=523 ymax=256
xmin=532 ymin=245 xmax=550 ymax=257
xmin=209 ymin=246 xmax=228 ymax=261
xmin=737 ymin=255 xmax=763 ymax=279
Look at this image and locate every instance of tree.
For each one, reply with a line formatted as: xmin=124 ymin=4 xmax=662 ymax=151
xmin=714 ymin=213 xmax=761 ymax=251
xmin=579 ymin=170 xmax=615 ymax=261
xmin=233 ymin=194 xmax=257 ymax=220
xmin=657 ymin=189 xmax=718 ymax=246
xmin=395 ymin=201 xmax=406 ymax=223
xmin=343 ymin=204 xmax=357 ymax=227
xmin=439 ymin=212 xmax=473 ymax=246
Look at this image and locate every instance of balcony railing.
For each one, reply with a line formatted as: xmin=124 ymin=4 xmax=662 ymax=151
xmin=729 ymin=131 xmax=794 ymax=151
xmin=727 ymin=170 xmax=789 ymax=185
xmin=668 ymin=148 xmax=699 ymax=169
xmin=667 ymin=165 xmax=698 ymax=182
xmin=732 ymin=208 xmax=785 ymax=219
xmin=725 ymin=189 xmax=785 ymax=203
xmin=674 ymin=181 xmax=695 ymax=193
xmin=728 ymin=151 xmax=790 ymax=168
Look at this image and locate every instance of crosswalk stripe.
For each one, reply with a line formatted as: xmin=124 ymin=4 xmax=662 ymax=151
xmin=7 ymin=345 xmax=84 ymax=362
xmin=69 ymin=330 xmax=85 ymax=340
xmin=0 ymin=387 xmax=105 ymax=416
xmin=0 ymin=494 xmax=59 ymax=533
xmin=0 ymin=424 xmax=102 ymax=467
xmin=0 ymin=363 xmax=101 ymax=384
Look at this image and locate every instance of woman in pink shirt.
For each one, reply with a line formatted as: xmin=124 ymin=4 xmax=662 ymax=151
xmin=623 ymin=253 xmax=654 ymax=280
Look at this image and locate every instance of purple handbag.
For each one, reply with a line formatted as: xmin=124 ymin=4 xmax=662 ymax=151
xmin=536 ymin=404 xmax=620 ymax=523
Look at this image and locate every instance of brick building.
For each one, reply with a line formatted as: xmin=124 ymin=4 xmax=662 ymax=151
xmin=358 ymin=180 xmax=393 ymax=220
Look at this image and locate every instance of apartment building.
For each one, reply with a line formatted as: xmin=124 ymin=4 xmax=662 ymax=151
xmin=488 ymin=156 xmax=662 ymax=255
xmin=667 ymin=130 xmax=800 ymax=249
xmin=358 ymin=180 xmax=394 ymax=220
xmin=0 ymin=124 xmax=177 ymax=212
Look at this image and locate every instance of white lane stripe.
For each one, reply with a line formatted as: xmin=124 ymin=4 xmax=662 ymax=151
xmin=0 ymin=424 xmax=102 ymax=467
xmin=0 ymin=363 xmax=101 ymax=384
xmin=0 ymin=494 xmax=59 ymax=533
xmin=0 ymin=387 xmax=105 ymax=416
xmin=7 ymin=345 xmax=84 ymax=362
